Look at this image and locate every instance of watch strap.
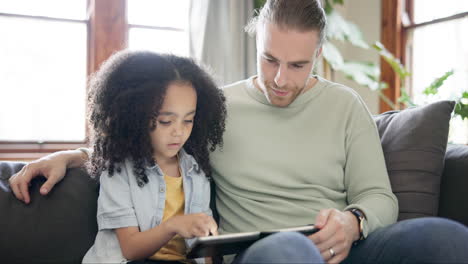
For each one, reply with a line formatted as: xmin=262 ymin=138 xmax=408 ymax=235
xmin=348 ymin=208 xmax=366 ymax=244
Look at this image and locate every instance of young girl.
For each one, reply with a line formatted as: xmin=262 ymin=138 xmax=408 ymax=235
xmin=82 ymin=50 xmax=226 ymax=264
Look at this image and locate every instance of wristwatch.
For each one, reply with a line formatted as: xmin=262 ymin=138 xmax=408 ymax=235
xmin=348 ymin=208 xmax=367 ymax=244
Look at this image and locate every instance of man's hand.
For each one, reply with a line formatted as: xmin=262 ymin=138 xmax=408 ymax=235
xmin=309 ymin=209 xmax=360 ymax=263
xmin=165 ymin=213 xmax=218 ymax=238
xmin=8 ymin=150 xmax=86 ymax=204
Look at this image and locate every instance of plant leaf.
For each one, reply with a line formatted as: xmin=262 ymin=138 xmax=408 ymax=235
xmin=326 ymin=10 xmax=368 ymax=49
xmin=339 ymin=61 xmax=381 ymax=90
xmin=253 ymin=0 xmax=266 ymax=9
xmin=454 ymin=101 xmax=468 ymax=120
xmin=423 ymin=70 xmax=454 ymax=95
xmin=324 ymin=0 xmax=333 ymax=14
xmin=332 ymin=0 xmax=345 ymax=4
xmin=322 ymin=41 xmax=344 ymax=70
xmin=372 ymin=41 xmax=410 ymax=80
xmin=377 ymin=89 xmax=396 ymax=110
xmin=345 ymin=22 xmax=369 ymax=49
xmin=398 ymin=88 xmax=417 ymax=107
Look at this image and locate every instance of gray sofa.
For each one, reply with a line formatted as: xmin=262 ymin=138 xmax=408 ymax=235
xmin=1 ymin=100 xmax=467 ymax=263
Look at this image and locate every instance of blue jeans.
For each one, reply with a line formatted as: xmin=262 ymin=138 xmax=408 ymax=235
xmin=343 ymin=217 xmax=468 ymax=264
xmin=233 ymin=231 xmax=323 ymax=263
xmin=233 ymin=217 xmax=468 ymax=264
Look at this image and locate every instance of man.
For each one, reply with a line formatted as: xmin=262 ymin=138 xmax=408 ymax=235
xmin=9 ymin=0 xmax=468 ymax=263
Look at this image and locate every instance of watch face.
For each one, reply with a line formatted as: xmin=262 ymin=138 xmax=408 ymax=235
xmin=359 ymin=220 xmax=365 ymax=240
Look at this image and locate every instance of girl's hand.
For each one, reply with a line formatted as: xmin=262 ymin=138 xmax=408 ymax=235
xmin=165 ymin=213 xmax=218 ymax=238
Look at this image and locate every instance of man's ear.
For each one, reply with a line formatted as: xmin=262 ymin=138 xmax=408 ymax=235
xmin=316 ymin=46 xmax=323 ymax=58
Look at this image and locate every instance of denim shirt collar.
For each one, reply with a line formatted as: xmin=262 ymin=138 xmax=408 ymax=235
xmin=147 ymin=148 xmax=200 ymax=177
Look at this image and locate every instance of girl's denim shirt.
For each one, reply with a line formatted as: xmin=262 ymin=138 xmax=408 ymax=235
xmin=82 ymin=149 xmax=212 ymax=264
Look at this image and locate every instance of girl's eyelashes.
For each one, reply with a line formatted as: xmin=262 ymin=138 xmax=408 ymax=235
xmin=157 ymin=120 xmax=193 ymax=125
xmin=158 ymin=120 xmax=171 ymax=125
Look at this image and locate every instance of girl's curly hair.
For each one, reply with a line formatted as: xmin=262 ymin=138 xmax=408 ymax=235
xmin=86 ymin=50 xmax=226 ymax=187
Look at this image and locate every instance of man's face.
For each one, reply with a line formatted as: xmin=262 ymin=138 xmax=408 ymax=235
xmin=255 ymin=22 xmax=322 ymax=107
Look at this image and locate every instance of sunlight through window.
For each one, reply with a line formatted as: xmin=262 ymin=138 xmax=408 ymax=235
xmin=128 ymin=0 xmax=190 ymax=56
xmin=0 ymin=1 xmax=87 ymax=141
xmin=410 ymin=1 xmax=468 ymax=144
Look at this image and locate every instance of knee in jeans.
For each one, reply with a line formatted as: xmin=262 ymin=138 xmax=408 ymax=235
xmin=399 ymin=217 xmax=468 ymax=250
xmin=406 ymin=218 xmax=468 ymax=261
xmin=262 ymin=232 xmax=313 ymax=249
xmin=235 ymin=232 xmax=323 ymax=263
xmin=255 ymin=231 xmax=320 ymax=255
xmin=415 ymin=218 xmax=467 ymax=239
xmin=426 ymin=218 xmax=468 ymax=242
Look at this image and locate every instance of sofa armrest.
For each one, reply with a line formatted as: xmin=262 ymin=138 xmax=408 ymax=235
xmin=438 ymin=144 xmax=468 ymax=226
xmin=0 ymin=161 xmax=99 ymax=264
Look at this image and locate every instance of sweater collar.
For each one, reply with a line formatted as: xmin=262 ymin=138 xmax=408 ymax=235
xmin=244 ymin=75 xmax=327 ymax=108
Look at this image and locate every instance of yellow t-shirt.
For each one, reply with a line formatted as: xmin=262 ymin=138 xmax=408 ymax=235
xmin=150 ymin=174 xmax=188 ymax=262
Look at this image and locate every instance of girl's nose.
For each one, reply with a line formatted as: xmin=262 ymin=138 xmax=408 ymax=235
xmin=172 ymin=123 xmax=183 ymax=137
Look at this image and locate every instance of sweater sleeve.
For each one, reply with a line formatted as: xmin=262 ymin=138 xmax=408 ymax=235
xmin=343 ymin=97 xmax=398 ymax=235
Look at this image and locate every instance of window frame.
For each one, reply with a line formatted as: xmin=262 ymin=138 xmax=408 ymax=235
xmin=379 ymin=0 xmax=468 ymax=113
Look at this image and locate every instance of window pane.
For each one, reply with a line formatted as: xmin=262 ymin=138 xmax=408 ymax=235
xmin=414 ymin=0 xmax=468 ymax=24
xmin=129 ymin=27 xmax=189 ymax=56
xmin=0 ymin=0 xmax=86 ymax=20
xmin=128 ymin=0 xmax=189 ymax=29
xmin=410 ymin=17 xmax=468 ymax=144
xmin=0 ymin=17 xmax=87 ymax=141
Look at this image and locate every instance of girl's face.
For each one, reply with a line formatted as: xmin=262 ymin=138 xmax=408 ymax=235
xmin=151 ymin=82 xmax=197 ymax=163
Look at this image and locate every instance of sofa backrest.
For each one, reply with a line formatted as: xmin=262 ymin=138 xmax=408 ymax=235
xmin=438 ymin=144 xmax=468 ymax=225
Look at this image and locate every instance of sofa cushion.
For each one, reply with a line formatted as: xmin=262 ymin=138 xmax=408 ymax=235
xmin=438 ymin=144 xmax=468 ymax=226
xmin=0 ymin=162 xmax=99 ymax=264
xmin=373 ymin=100 xmax=455 ymax=221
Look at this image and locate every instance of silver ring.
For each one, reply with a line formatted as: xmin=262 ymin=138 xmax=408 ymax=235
xmin=329 ymin=247 xmax=336 ymax=258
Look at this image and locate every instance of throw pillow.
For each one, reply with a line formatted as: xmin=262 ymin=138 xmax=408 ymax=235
xmin=373 ymin=100 xmax=455 ymax=220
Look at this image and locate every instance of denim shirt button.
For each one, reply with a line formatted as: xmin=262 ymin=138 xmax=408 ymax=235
xmin=159 ymin=187 xmax=164 ymax=193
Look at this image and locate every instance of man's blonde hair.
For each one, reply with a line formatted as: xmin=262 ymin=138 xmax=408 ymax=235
xmin=245 ymin=0 xmax=327 ymax=45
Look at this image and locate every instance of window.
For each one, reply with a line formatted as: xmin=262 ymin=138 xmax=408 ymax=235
xmin=0 ymin=0 xmax=87 ymax=142
xmin=0 ymin=0 xmax=190 ymax=160
xmin=407 ymin=0 xmax=468 ymax=144
xmin=381 ymin=0 xmax=468 ymax=144
xmin=128 ymin=0 xmax=190 ymax=56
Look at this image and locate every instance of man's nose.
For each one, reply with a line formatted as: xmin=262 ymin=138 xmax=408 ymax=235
xmin=274 ymin=64 xmax=288 ymax=87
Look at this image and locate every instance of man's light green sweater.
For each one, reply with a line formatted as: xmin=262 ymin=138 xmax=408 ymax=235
xmin=211 ymin=76 xmax=398 ymax=236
